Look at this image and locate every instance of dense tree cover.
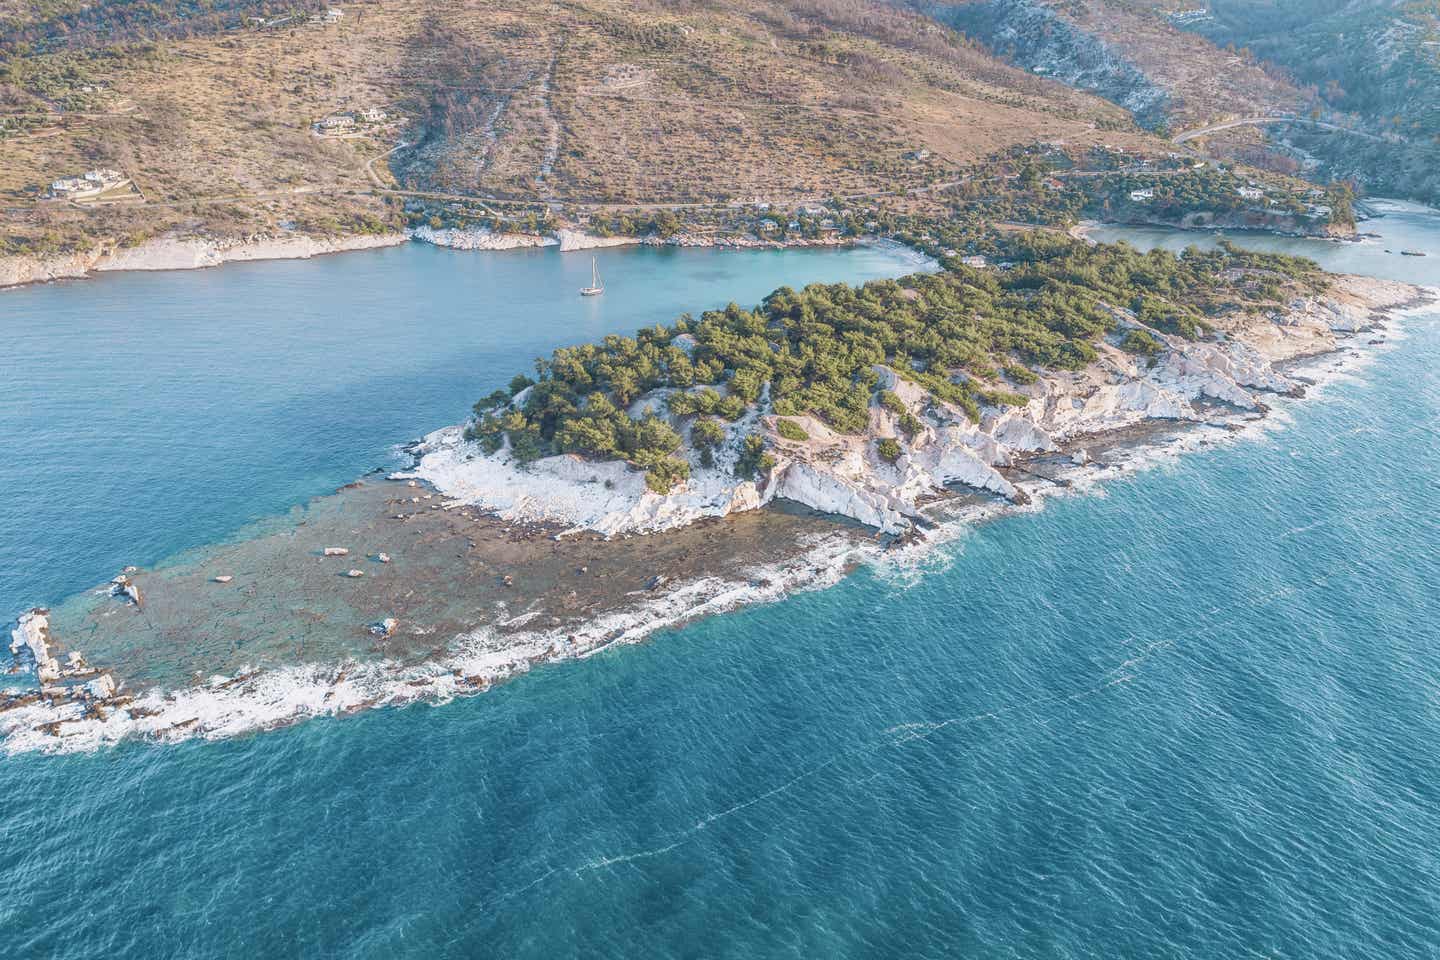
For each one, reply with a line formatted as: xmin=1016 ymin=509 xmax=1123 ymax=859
xmin=1198 ymin=0 xmax=1439 ymax=141
xmin=468 ymin=234 xmax=1329 ymax=491
xmin=1083 ymin=167 xmax=1355 ymax=228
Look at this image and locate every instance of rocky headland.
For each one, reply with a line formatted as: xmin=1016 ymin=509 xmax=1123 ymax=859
xmin=410 ymin=274 xmax=1426 ymax=537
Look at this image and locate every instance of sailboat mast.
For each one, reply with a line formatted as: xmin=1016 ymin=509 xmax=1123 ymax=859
xmin=580 ymin=255 xmax=605 ymax=296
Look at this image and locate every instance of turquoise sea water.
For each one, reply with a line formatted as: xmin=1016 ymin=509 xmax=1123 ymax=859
xmin=0 ymin=241 xmax=922 ymax=621
xmin=3 ymin=220 xmax=1439 ymax=956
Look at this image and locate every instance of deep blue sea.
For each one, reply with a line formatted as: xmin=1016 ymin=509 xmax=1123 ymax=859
xmin=3 ymin=218 xmax=1439 ymax=957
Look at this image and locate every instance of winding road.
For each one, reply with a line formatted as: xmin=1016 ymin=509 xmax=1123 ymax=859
xmin=1173 ymin=115 xmax=1386 ymax=144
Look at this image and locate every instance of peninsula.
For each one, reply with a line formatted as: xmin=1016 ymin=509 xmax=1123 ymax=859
xmin=3 ymin=230 xmax=1430 ymax=752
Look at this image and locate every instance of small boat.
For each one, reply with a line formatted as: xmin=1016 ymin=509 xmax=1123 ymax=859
xmin=580 ymin=257 xmax=604 ymax=296
xmin=1399 ymin=250 xmax=1427 ymax=257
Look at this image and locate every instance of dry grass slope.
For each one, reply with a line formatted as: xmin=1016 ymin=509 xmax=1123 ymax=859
xmin=1 ymin=0 xmax=1165 ymax=255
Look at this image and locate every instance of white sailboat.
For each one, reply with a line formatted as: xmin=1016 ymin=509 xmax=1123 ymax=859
xmin=580 ymin=256 xmax=604 ymax=296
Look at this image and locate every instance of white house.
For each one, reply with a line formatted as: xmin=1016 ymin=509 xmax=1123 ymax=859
xmin=48 ymin=168 xmax=128 ymax=199
xmin=324 ymin=7 xmax=344 ymax=23
xmin=1237 ymin=186 xmax=1264 ymax=201
xmin=359 ymin=108 xmax=388 ymax=123
xmin=1129 ymin=188 xmax=1155 ymax=202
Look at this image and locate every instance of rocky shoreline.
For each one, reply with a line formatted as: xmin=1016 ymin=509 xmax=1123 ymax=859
xmin=409 ymin=224 xmax=863 ymax=254
xmin=411 ymin=274 xmax=1429 ymax=536
xmin=3 ymin=274 xmax=1431 ymax=753
xmin=0 ymin=227 xmax=865 ymax=290
xmin=0 ymin=232 xmax=410 ymax=288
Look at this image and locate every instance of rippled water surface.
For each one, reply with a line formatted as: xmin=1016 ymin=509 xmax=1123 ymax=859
xmin=0 ymin=241 xmax=922 ymax=618
xmin=3 ymin=219 xmax=1439 ymax=957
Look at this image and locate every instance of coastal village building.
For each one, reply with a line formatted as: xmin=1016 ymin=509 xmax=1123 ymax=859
xmin=1168 ymin=8 xmax=1214 ymax=26
xmin=1129 ymin=188 xmax=1155 ymax=202
xmin=47 ymin=168 xmax=129 ymax=199
xmin=317 ymin=114 xmax=356 ymax=132
xmin=1237 ymin=186 xmax=1265 ymax=201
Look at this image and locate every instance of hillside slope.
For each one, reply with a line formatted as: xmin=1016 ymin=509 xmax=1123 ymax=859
xmin=914 ymin=0 xmax=1440 ymax=205
xmin=1 ymin=0 xmax=1161 ymax=261
xmin=1184 ymin=0 xmax=1440 ymax=204
xmin=918 ymin=0 xmax=1304 ymax=131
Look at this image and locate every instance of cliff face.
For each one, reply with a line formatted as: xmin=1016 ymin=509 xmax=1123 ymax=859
xmin=923 ymin=0 xmax=1171 ymax=127
xmin=413 ymin=275 xmax=1427 ymax=536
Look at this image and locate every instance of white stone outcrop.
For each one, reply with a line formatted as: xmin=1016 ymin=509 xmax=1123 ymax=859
xmin=10 ymin=611 xmax=60 ymax=683
xmin=555 ymin=229 xmax=641 ymax=252
xmin=409 ymin=225 xmax=556 ymax=251
xmin=410 ymin=426 xmax=765 ymax=537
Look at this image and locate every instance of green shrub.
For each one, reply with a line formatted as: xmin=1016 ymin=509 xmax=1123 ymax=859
xmin=1120 ymin=328 xmax=1165 ymax=357
xmin=644 ymin=456 xmax=690 ymax=493
xmin=879 ymin=390 xmax=908 ymax=415
xmin=775 ymin=418 xmax=809 ymax=441
xmin=734 ymin=434 xmax=773 ymax=479
xmin=1002 ymin=363 xmax=1038 ymax=385
xmin=690 ymin=417 xmax=726 ymax=450
xmin=877 ymin=438 xmax=902 ymax=463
